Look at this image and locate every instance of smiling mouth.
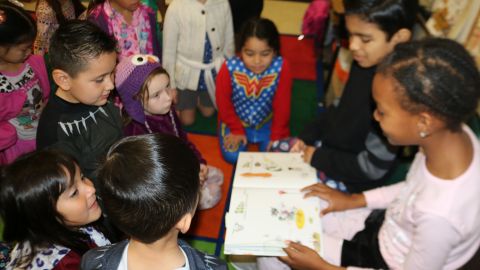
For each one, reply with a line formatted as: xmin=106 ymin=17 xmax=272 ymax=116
xmin=89 ymin=199 xmax=98 ymax=209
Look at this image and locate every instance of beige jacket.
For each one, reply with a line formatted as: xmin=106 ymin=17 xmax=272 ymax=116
xmin=162 ymin=0 xmax=235 ymax=90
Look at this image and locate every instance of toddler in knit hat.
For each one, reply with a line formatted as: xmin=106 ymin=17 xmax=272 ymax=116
xmin=116 ymin=54 xmax=223 ymax=210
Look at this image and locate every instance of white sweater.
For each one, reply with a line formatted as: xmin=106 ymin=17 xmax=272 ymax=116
xmin=162 ymin=0 xmax=235 ymax=90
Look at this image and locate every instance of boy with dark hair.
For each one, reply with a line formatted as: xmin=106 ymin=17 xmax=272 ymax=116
xmin=291 ymin=0 xmax=419 ymax=193
xmin=81 ymin=133 xmax=227 ymax=269
xmin=37 ymin=20 xmax=122 ymax=181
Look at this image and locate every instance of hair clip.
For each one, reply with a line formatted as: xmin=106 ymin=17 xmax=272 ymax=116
xmin=0 ymin=10 xmax=5 ymax=24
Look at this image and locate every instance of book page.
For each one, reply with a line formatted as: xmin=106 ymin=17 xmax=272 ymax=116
xmin=225 ymin=187 xmax=322 ymax=256
xmin=233 ymin=152 xmax=317 ymax=189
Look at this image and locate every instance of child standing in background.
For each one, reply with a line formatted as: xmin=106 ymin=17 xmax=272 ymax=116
xmin=1 ymin=150 xmax=112 ymax=269
xmin=86 ymin=0 xmax=161 ymax=61
xmin=277 ymin=38 xmax=480 ymax=270
xmin=37 ymin=20 xmax=122 ymax=181
xmin=34 ymin=0 xmax=85 ymax=55
xmin=290 ymin=0 xmax=418 ymax=193
xmin=216 ymin=18 xmax=292 ymax=164
xmin=162 ymin=0 xmax=235 ymax=126
xmin=115 ymin=54 xmax=223 ymax=209
xmin=0 ymin=2 xmax=50 ymax=165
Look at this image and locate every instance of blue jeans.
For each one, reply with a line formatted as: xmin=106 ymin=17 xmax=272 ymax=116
xmin=219 ymin=121 xmax=271 ymax=164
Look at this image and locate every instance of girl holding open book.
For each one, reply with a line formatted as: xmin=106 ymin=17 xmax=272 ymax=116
xmin=262 ymin=38 xmax=480 ymax=269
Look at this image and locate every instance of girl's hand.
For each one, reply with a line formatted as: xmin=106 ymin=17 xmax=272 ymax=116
xmin=199 ymin=164 xmax=208 ymax=185
xmin=223 ymin=134 xmax=247 ymax=151
xmin=302 ymin=146 xmax=316 ymax=164
xmin=280 ymin=241 xmax=343 ymax=270
xmin=290 ymin=139 xmax=306 ymax=153
xmin=302 ymin=183 xmax=366 ymax=215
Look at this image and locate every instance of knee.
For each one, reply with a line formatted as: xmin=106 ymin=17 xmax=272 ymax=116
xmin=179 ymin=113 xmax=196 ymax=126
xmin=198 ymin=106 xmax=215 ymax=117
xmin=221 ymin=149 xmax=239 ymax=164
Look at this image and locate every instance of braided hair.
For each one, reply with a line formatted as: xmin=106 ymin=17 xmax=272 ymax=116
xmin=377 ymin=38 xmax=480 ymax=131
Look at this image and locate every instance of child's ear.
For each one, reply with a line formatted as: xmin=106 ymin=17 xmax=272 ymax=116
xmin=392 ymin=28 xmax=412 ymax=45
xmin=417 ymin=112 xmax=435 ymax=136
xmin=175 ymin=212 xmax=194 ymax=234
xmin=52 ymin=69 xmax=72 ymax=91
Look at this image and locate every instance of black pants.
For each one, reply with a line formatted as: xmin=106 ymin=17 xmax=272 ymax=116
xmin=341 ymin=210 xmax=389 ymax=268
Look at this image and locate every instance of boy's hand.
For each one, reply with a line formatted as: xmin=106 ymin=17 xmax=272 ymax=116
xmin=290 ymin=139 xmax=306 ymax=153
xmin=223 ymin=134 xmax=247 ymax=151
xmin=302 ymin=183 xmax=366 ymax=215
xmin=280 ymin=241 xmax=343 ymax=270
xmin=199 ymin=164 xmax=208 ymax=185
xmin=302 ymin=146 xmax=316 ymax=164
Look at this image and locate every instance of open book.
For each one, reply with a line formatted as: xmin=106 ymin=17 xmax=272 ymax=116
xmin=224 ymin=152 xmax=323 ymax=256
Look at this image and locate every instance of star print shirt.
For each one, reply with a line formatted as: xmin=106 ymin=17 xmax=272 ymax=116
xmin=215 ymin=56 xmax=292 ymax=141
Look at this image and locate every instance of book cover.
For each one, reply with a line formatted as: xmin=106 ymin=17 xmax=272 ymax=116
xmin=224 ymin=152 xmax=323 ymax=256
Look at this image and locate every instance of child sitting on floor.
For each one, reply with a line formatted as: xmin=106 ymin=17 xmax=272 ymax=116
xmin=216 ymin=17 xmax=292 ymax=164
xmin=115 ymin=54 xmax=223 ymax=209
xmin=81 ymin=134 xmax=228 ymax=269
xmin=290 ymin=0 xmax=418 ymax=193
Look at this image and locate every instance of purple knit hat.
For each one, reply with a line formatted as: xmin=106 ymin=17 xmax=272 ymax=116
xmin=115 ymin=54 xmax=161 ymax=124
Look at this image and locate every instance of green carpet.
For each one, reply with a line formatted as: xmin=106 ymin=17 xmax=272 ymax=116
xmin=184 ymin=79 xmax=318 ymax=136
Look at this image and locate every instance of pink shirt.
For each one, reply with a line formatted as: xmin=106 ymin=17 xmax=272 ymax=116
xmin=363 ymin=125 xmax=480 ymax=269
xmin=103 ymin=0 xmax=154 ymax=61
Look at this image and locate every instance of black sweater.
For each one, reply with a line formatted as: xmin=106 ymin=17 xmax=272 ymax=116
xmin=299 ymin=62 xmax=398 ymax=192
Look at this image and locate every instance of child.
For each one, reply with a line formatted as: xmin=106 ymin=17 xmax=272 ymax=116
xmin=0 ymin=149 xmax=112 ymax=269
xmin=86 ymin=0 xmax=161 ymax=61
xmin=0 ymin=2 xmax=50 ymax=165
xmin=34 ymin=0 xmax=86 ymax=55
xmin=278 ymin=38 xmax=480 ymax=269
xmin=162 ymin=0 xmax=235 ymax=126
xmin=115 ymin=54 xmax=223 ymax=209
xmin=81 ymin=134 xmax=228 ymax=269
xmin=36 ymin=20 xmax=122 ymax=181
xmin=290 ymin=0 xmax=418 ymax=193
xmin=216 ymin=18 xmax=292 ymax=164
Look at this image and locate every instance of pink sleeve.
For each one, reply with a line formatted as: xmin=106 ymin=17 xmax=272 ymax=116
xmin=0 ymin=90 xmax=25 ymax=150
xmin=27 ymin=55 xmax=51 ymax=100
xmin=363 ymin=181 xmax=405 ymax=209
xmin=270 ymin=59 xmax=292 ymax=141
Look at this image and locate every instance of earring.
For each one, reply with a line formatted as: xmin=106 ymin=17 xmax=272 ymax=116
xmin=419 ymin=131 xmax=428 ymax=138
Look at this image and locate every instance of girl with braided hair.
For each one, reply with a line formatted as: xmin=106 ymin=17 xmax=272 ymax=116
xmin=267 ymin=38 xmax=480 ymax=270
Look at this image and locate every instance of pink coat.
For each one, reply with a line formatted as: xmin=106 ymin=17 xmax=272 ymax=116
xmin=0 ymin=55 xmax=50 ymax=161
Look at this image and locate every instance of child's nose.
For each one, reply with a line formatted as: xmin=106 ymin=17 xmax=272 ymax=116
xmin=83 ymin=178 xmax=96 ymax=196
xmin=254 ymin=55 xmax=261 ymax=64
xmin=349 ymin=36 xmax=360 ymax=51
xmin=105 ymin=74 xmax=115 ymax=90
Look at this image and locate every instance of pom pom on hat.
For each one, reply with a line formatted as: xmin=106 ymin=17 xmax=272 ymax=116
xmin=115 ymin=54 xmax=161 ymax=124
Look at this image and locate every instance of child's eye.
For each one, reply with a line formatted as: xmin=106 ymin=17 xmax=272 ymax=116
xmin=95 ymin=77 xmax=104 ymax=83
xmin=361 ymin=37 xmax=372 ymax=43
xmin=70 ymin=189 xmax=78 ymax=198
